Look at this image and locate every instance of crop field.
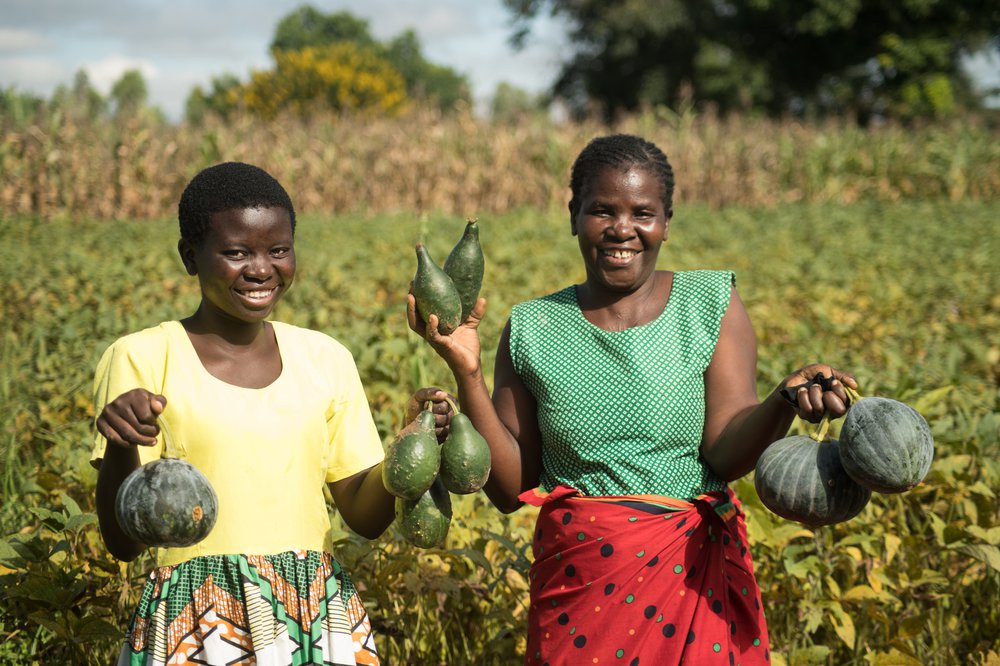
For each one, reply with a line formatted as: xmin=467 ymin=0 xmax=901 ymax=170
xmin=1 ymin=197 xmax=998 ymax=664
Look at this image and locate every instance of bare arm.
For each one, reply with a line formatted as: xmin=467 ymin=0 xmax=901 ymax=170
xmin=328 ymin=464 xmax=396 ymax=540
xmin=95 ymin=390 xmax=165 ymax=561
xmin=701 ymin=288 xmax=856 ymax=481
xmin=407 ymin=296 xmax=542 ymax=513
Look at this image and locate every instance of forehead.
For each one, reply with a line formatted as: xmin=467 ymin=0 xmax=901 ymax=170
xmin=581 ymin=165 xmax=665 ymax=201
xmin=204 ymin=206 xmax=294 ymax=241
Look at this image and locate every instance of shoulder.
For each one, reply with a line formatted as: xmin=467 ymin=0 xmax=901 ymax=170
xmin=675 ymin=269 xmax=736 ymax=289
xmin=271 ymin=321 xmax=355 ymax=363
xmin=511 ymin=286 xmax=575 ymax=317
xmin=99 ymin=321 xmax=179 ymax=359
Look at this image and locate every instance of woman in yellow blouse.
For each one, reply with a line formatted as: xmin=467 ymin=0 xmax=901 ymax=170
xmin=92 ymin=161 xmax=443 ymax=666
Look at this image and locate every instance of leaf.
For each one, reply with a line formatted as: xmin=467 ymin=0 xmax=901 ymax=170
xmin=955 ymin=544 xmax=1000 ymax=572
xmin=885 ymin=533 xmax=901 ymax=565
xmin=788 ymin=645 xmax=830 ymax=664
xmin=871 ymin=648 xmax=925 ymax=665
xmin=966 ymin=525 xmax=1000 ymax=545
xmin=58 ymin=491 xmax=82 ymax=516
xmin=784 ymin=554 xmax=821 ymax=579
xmin=842 ymin=585 xmax=880 ymax=601
xmin=68 ymin=614 xmax=122 ymax=642
xmin=826 ymin=601 xmax=856 ymax=648
xmin=450 ymin=548 xmax=493 ymax=576
xmin=910 ymin=385 xmax=953 ymax=413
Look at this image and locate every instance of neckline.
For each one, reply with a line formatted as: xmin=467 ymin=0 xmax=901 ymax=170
xmin=571 ymin=271 xmax=680 ymax=334
xmin=169 ymin=320 xmax=286 ymax=390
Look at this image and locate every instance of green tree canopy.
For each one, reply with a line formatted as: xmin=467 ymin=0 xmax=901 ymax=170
xmin=109 ymin=69 xmax=148 ymax=118
xmin=505 ymin=0 xmax=1000 ymax=122
xmin=269 ymin=5 xmax=470 ymax=111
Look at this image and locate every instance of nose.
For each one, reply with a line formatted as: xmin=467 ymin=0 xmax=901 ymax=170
xmin=608 ymin=214 xmax=635 ymax=238
xmin=244 ymin=253 xmax=273 ymax=281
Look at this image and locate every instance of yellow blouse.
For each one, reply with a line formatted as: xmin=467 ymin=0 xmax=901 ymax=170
xmin=91 ymin=321 xmax=385 ymax=567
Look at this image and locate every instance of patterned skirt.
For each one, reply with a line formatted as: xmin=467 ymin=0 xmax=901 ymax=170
xmin=520 ymin=485 xmax=770 ymax=666
xmin=116 ymin=550 xmax=380 ymax=666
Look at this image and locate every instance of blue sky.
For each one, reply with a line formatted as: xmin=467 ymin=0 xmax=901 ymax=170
xmin=0 ymin=0 xmax=570 ymax=120
xmin=1 ymin=1 xmax=996 ymax=120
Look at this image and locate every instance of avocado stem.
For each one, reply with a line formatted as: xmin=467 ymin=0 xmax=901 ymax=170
xmin=441 ymin=394 xmax=461 ymax=415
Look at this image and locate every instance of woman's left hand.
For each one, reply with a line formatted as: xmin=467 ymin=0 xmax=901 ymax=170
xmin=406 ymin=386 xmax=455 ymax=442
xmin=779 ymin=364 xmax=858 ymax=423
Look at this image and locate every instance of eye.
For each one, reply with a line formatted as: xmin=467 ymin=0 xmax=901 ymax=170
xmin=223 ymin=249 xmax=247 ymax=259
xmin=270 ymin=247 xmax=291 ymax=257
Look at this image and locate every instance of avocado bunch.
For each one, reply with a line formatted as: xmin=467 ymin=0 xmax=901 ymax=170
xmin=412 ymin=218 xmax=484 ymax=334
xmin=383 ymin=406 xmax=492 ymax=549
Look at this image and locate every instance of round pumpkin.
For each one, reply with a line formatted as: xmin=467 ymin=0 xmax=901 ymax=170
xmin=115 ymin=458 xmax=218 ymax=548
xmin=754 ymin=435 xmax=871 ymax=527
xmin=838 ymin=397 xmax=934 ymax=493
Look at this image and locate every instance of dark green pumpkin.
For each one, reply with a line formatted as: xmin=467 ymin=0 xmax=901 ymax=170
xmin=382 ymin=410 xmax=440 ymax=500
xmin=439 ymin=412 xmax=491 ymax=494
xmin=413 ymin=243 xmax=463 ymax=335
xmin=443 ymin=219 xmax=484 ymax=322
xmin=115 ymin=458 xmax=218 ymax=548
xmin=839 ymin=397 xmax=934 ymax=493
xmin=754 ymin=435 xmax=871 ymax=527
xmin=395 ymin=476 xmax=452 ymax=548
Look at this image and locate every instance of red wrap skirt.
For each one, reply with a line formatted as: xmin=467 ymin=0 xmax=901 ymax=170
xmin=520 ymin=485 xmax=770 ymax=666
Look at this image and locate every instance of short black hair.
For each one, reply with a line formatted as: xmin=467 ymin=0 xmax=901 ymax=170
xmin=568 ymin=134 xmax=675 ymax=218
xmin=178 ymin=162 xmax=296 ymax=245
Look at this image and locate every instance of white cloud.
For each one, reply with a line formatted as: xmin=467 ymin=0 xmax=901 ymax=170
xmin=83 ymin=55 xmax=160 ymax=94
xmin=0 ymin=0 xmax=568 ymax=120
xmin=0 ymin=56 xmax=67 ymax=92
xmin=0 ymin=28 xmax=49 ymax=51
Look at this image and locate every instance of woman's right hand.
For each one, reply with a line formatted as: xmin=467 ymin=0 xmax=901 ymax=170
xmin=97 ymin=389 xmax=167 ymax=448
xmin=407 ymin=293 xmax=487 ymax=378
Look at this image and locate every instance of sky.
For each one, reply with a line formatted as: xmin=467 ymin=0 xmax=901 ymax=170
xmin=1 ymin=1 xmax=997 ymax=120
xmin=0 ymin=0 xmax=570 ymax=120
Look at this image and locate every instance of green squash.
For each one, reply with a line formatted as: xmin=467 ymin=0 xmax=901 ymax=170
xmin=754 ymin=435 xmax=871 ymax=527
xmin=115 ymin=458 xmax=218 ymax=548
xmin=443 ymin=219 xmax=485 ymax=322
xmin=395 ymin=476 xmax=452 ymax=548
xmin=382 ymin=410 xmax=441 ymax=500
xmin=439 ymin=412 xmax=491 ymax=494
xmin=413 ymin=243 xmax=462 ymax=335
xmin=839 ymin=397 xmax=934 ymax=493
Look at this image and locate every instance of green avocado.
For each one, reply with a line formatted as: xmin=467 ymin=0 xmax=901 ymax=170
xmin=395 ymin=476 xmax=452 ymax=548
xmin=439 ymin=412 xmax=491 ymax=495
xmin=413 ymin=243 xmax=463 ymax=335
xmin=443 ymin=219 xmax=484 ymax=322
xmin=382 ymin=410 xmax=440 ymax=500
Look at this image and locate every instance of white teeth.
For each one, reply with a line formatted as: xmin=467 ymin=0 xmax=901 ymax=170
xmin=239 ymin=289 xmax=274 ymax=299
xmin=603 ymin=249 xmax=637 ymax=259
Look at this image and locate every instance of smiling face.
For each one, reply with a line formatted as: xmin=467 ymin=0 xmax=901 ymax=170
xmin=571 ymin=165 xmax=671 ymax=293
xmin=179 ymin=206 xmax=296 ymax=327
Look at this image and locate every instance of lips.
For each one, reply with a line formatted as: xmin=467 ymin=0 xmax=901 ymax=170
xmin=234 ymin=287 xmax=278 ymax=305
xmin=600 ymin=248 xmax=639 ymax=265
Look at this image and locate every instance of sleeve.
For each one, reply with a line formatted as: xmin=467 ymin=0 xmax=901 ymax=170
xmin=323 ymin=347 xmax=385 ymax=483
xmin=90 ymin=336 xmax=165 ymax=469
xmin=696 ymin=270 xmax=736 ymax=370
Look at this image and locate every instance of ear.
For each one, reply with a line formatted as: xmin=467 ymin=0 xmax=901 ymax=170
xmin=662 ymin=208 xmax=673 ymax=242
xmin=178 ymin=239 xmax=197 ymax=276
xmin=569 ymin=202 xmax=578 ymax=236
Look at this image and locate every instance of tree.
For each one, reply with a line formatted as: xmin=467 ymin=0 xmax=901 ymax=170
xmin=490 ymin=81 xmax=548 ymax=122
xmin=271 ymin=6 xmax=376 ymax=52
xmin=241 ymin=42 xmax=406 ymax=118
xmin=269 ymin=5 xmax=471 ymax=110
xmin=109 ymin=69 xmax=148 ymax=118
xmin=504 ymin=0 xmax=1000 ymax=122
xmin=51 ymin=70 xmax=106 ymax=121
xmin=185 ymin=74 xmax=242 ymax=124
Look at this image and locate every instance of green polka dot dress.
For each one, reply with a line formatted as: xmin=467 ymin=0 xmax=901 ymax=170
xmin=509 ymin=270 xmax=735 ymax=499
